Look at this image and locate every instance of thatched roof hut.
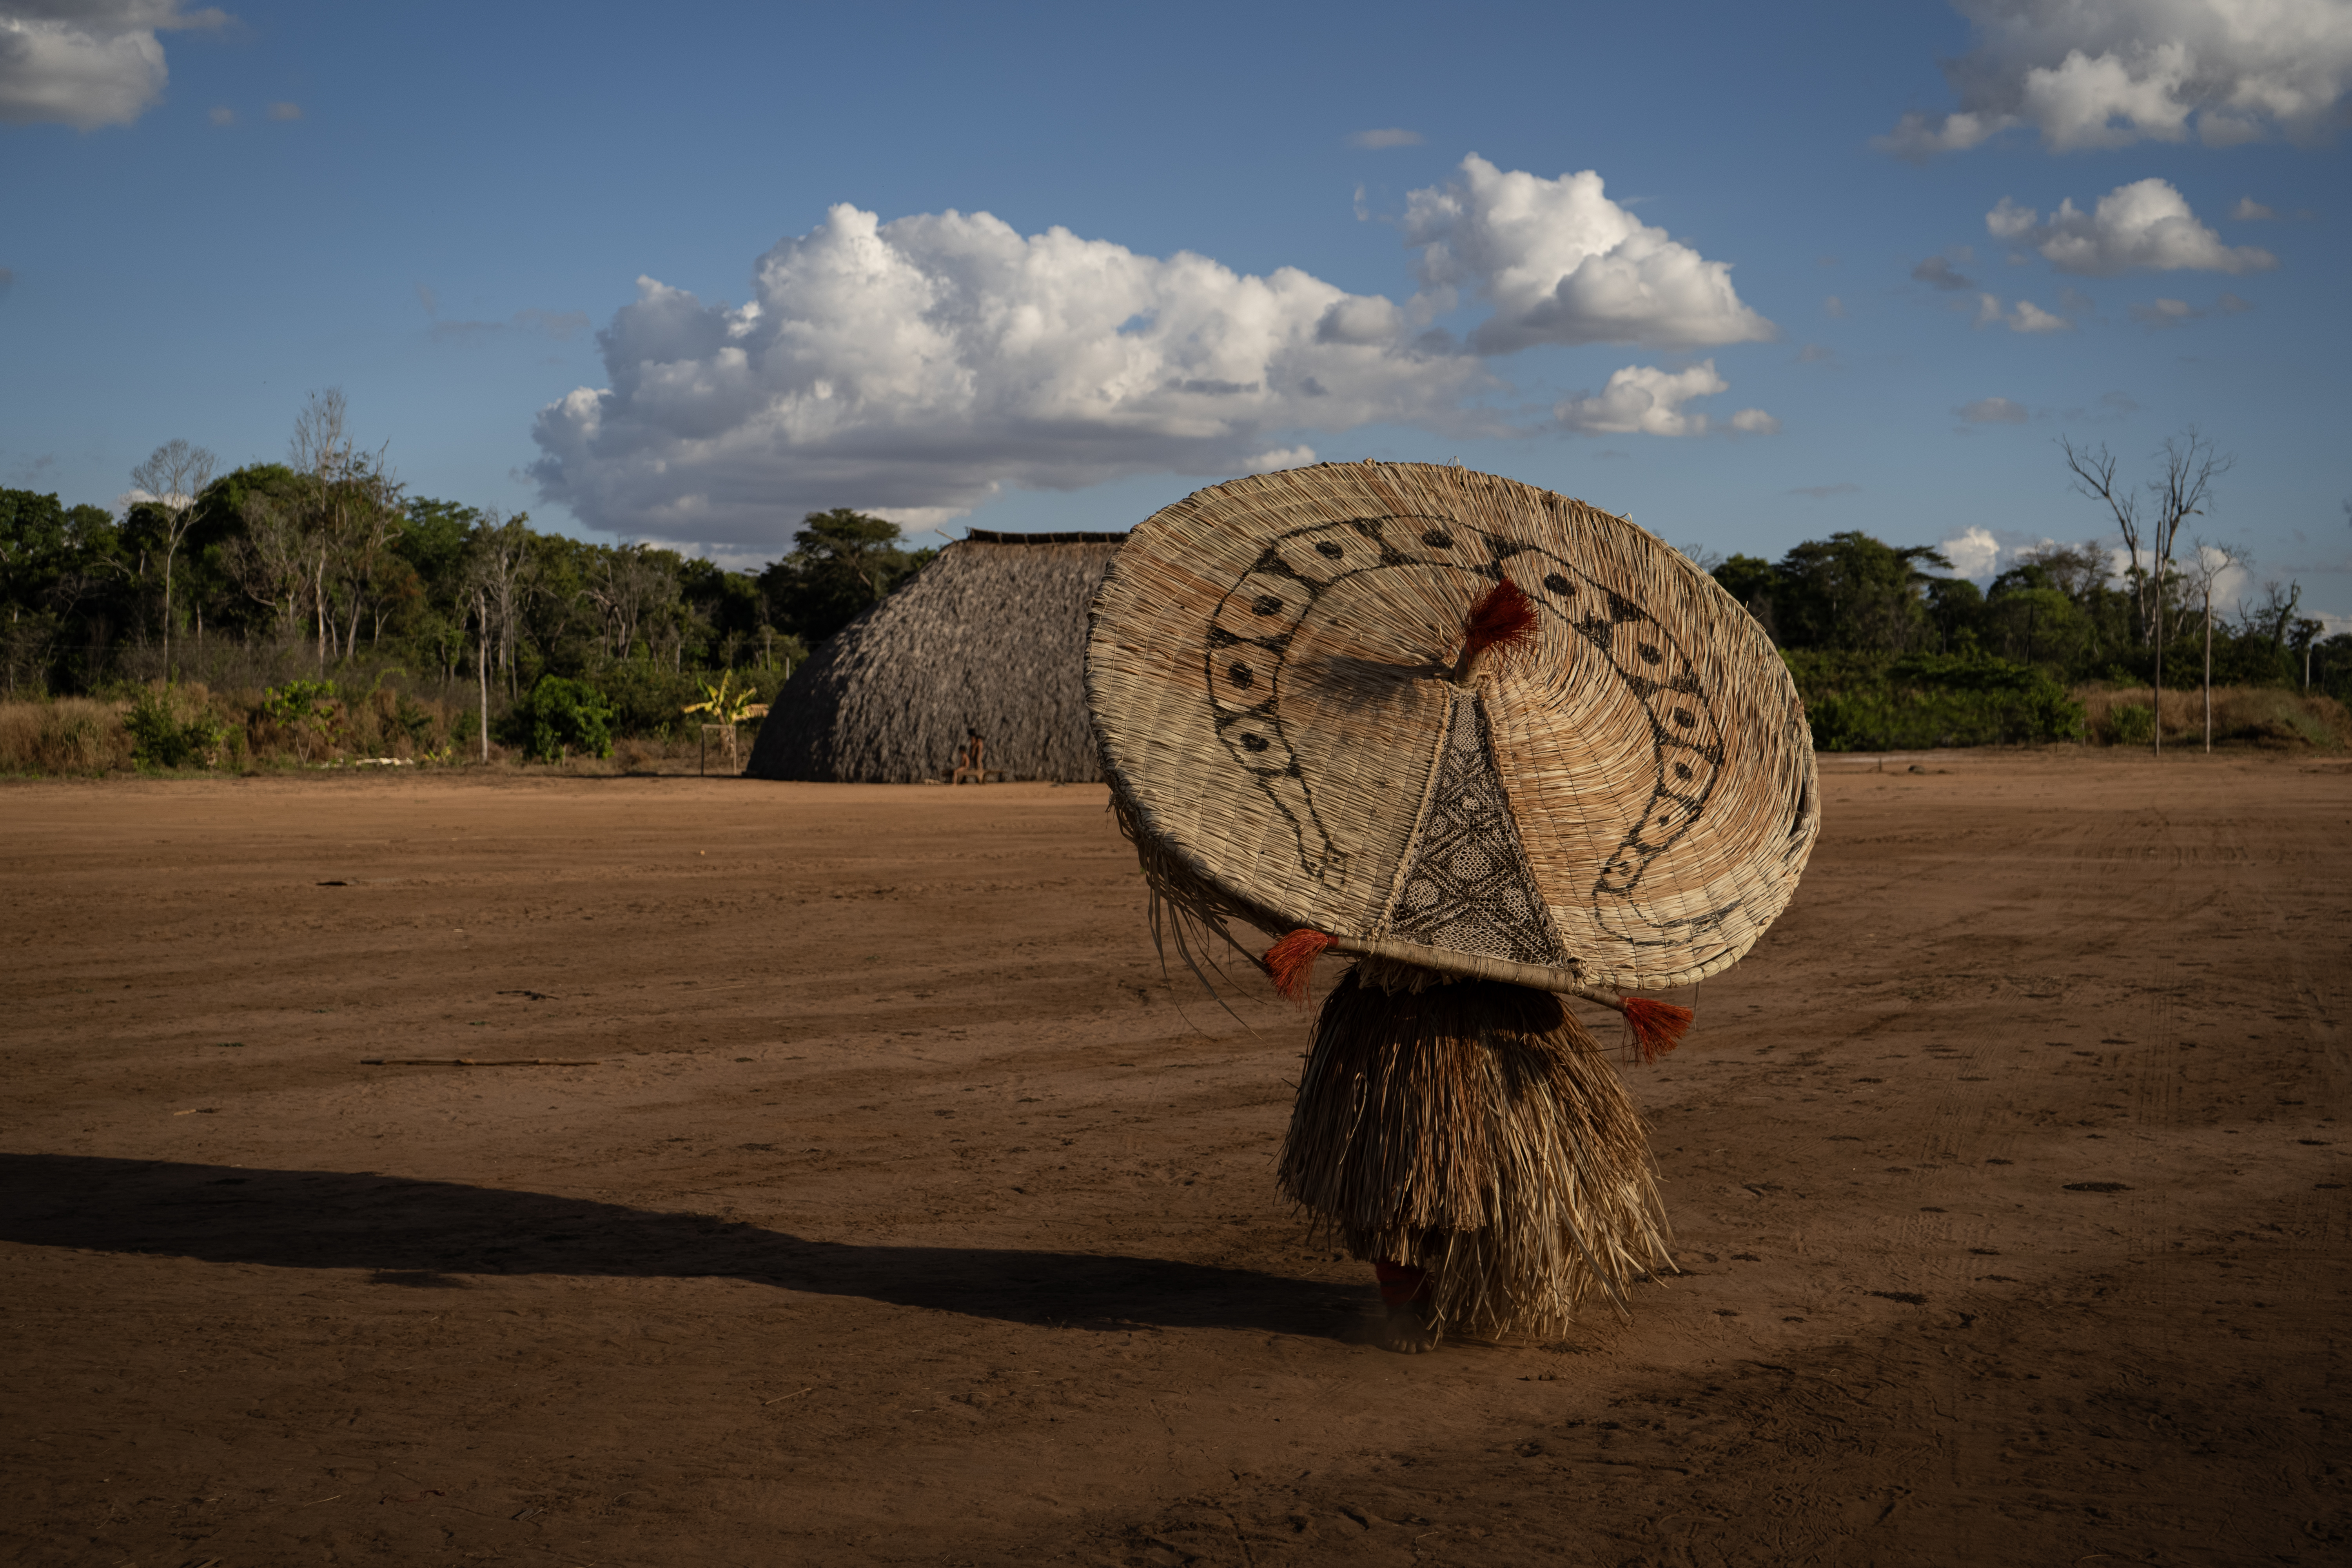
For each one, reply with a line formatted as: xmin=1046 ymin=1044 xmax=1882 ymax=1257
xmin=745 ymin=528 xmax=1126 ymax=783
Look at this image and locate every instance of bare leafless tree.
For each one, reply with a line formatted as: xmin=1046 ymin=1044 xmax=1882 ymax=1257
xmin=285 ymin=388 xmax=407 ymax=669
xmin=289 ymin=391 xmax=355 ymax=668
xmin=579 ymin=543 xmax=679 ymax=661
xmin=331 ymin=463 xmax=404 ymax=660
xmin=472 ymin=580 xmax=492 ymax=763
xmin=127 ymin=437 xmax=218 ymax=681
xmin=2183 ymin=539 xmax=2246 ymax=753
xmin=289 ymin=387 xmax=352 ymax=477
xmin=2243 ymin=578 xmax=2303 ymax=662
xmin=2060 ymin=439 xmax=2142 ymax=618
xmin=2060 ymin=429 xmax=2232 ymax=755
xmin=224 ymin=492 xmax=307 ymax=636
xmin=465 ymin=510 xmax=536 ymax=698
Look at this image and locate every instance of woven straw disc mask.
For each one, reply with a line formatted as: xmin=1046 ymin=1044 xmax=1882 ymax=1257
xmin=1087 ymin=463 xmax=1819 ymax=992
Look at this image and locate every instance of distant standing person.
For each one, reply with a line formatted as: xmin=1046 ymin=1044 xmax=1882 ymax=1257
xmin=955 ymin=728 xmax=986 ymax=784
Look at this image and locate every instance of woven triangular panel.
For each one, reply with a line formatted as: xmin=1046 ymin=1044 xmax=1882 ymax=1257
xmin=1085 ymin=462 xmax=1819 ymax=992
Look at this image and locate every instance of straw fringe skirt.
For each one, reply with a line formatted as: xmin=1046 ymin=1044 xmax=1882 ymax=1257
xmin=1276 ymin=964 xmax=1672 ymax=1340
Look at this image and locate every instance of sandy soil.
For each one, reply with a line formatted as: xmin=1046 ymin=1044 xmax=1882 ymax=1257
xmin=2 ymin=752 xmax=2346 ymax=1567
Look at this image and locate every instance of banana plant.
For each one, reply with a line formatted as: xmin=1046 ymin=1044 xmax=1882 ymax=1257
xmin=682 ymin=669 xmax=769 ymax=726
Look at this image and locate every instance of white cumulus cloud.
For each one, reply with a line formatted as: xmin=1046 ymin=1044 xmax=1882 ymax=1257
xmin=2190 ymin=542 xmax=2256 ymax=606
xmin=2131 ymin=296 xmax=2202 ymax=325
xmin=1877 ymin=0 xmax=2352 ymax=156
xmin=1402 ymin=155 xmax=1775 ymax=353
xmin=0 ymin=0 xmax=225 ymax=130
xmin=1941 ymin=525 xmax=2006 ymax=577
xmin=1243 ymin=444 xmax=1318 ymax=470
xmin=1955 ymin=292 xmax=2072 ymax=330
xmin=1986 ymin=178 xmax=2276 ymax=275
xmin=2008 ymin=298 xmax=2074 ymax=332
xmin=535 ymin=162 xmax=1788 ymax=550
xmin=530 ymin=203 xmax=1500 ymax=550
xmin=1555 ymin=361 xmax=1742 ymax=437
xmin=1940 ymin=526 xmax=2076 ymax=579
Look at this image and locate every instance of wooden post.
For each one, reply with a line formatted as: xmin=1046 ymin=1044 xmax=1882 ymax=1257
xmin=476 ymin=591 xmax=489 ymax=765
xmin=2203 ymin=587 xmax=2213 ymax=753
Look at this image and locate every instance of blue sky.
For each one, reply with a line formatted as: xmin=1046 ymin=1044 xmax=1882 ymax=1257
xmin=4 ymin=0 xmax=2347 ymax=625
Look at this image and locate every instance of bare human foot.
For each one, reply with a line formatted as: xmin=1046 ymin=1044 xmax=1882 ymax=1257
xmin=1376 ymin=1298 xmax=1441 ymax=1354
xmin=1371 ymin=1259 xmax=1440 ymax=1353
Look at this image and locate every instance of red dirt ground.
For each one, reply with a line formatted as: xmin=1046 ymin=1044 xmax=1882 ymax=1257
xmin=1 ymin=752 xmax=2345 ymax=1567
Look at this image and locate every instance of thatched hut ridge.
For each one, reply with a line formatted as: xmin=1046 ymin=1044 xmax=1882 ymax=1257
xmin=744 ymin=528 xmax=1125 ymax=783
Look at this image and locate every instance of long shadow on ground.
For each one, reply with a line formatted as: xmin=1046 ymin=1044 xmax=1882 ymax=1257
xmin=0 ymin=1152 xmax=1345 ymax=1336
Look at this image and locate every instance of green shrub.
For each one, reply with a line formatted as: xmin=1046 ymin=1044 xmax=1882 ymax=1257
xmin=124 ymin=685 xmax=230 ymax=769
xmin=584 ymin=660 xmax=708 ymax=740
xmin=2104 ymin=702 xmax=2155 ymax=746
xmin=1787 ymin=652 xmax=2083 ymax=751
xmin=261 ymin=679 xmax=339 ymax=726
xmin=508 ymin=675 xmax=614 ymax=762
xmin=393 ymin=695 xmax=438 ymax=747
xmin=258 ymin=679 xmax=343 ymax=764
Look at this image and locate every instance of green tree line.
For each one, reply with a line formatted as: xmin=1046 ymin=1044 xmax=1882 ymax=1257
xmin=0 ymin=394 xmax=935 ymax=740
xmin=1708 ymin=526 xmax=2343 ymax=750
xmin=5 ymin=398 xmax=2340 ymax=762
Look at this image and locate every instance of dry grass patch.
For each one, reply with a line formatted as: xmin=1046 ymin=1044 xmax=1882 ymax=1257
xmin=2078 ymin=684 xmax=2350 ymax=749
xmin=0 ymin=698 xmax=135 ymax=775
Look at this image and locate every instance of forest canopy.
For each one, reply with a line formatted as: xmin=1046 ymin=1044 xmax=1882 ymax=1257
xmin=1705 ymin=526 xmax=2341 ymax=749
xmin=1 ymin=395 xmax=935 ymax=719
xmin=3 ymin=395 xmax=2342 ymax=762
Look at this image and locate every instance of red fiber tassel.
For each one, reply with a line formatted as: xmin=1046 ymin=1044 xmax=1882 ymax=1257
xmin=1265 ymin=928 xmax=1334 ymax=1005
xmin=1619 ymin=995 xmax=1694 ymax=1062
xmin=1462 ymin=578 xmax=1538 ymax=664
